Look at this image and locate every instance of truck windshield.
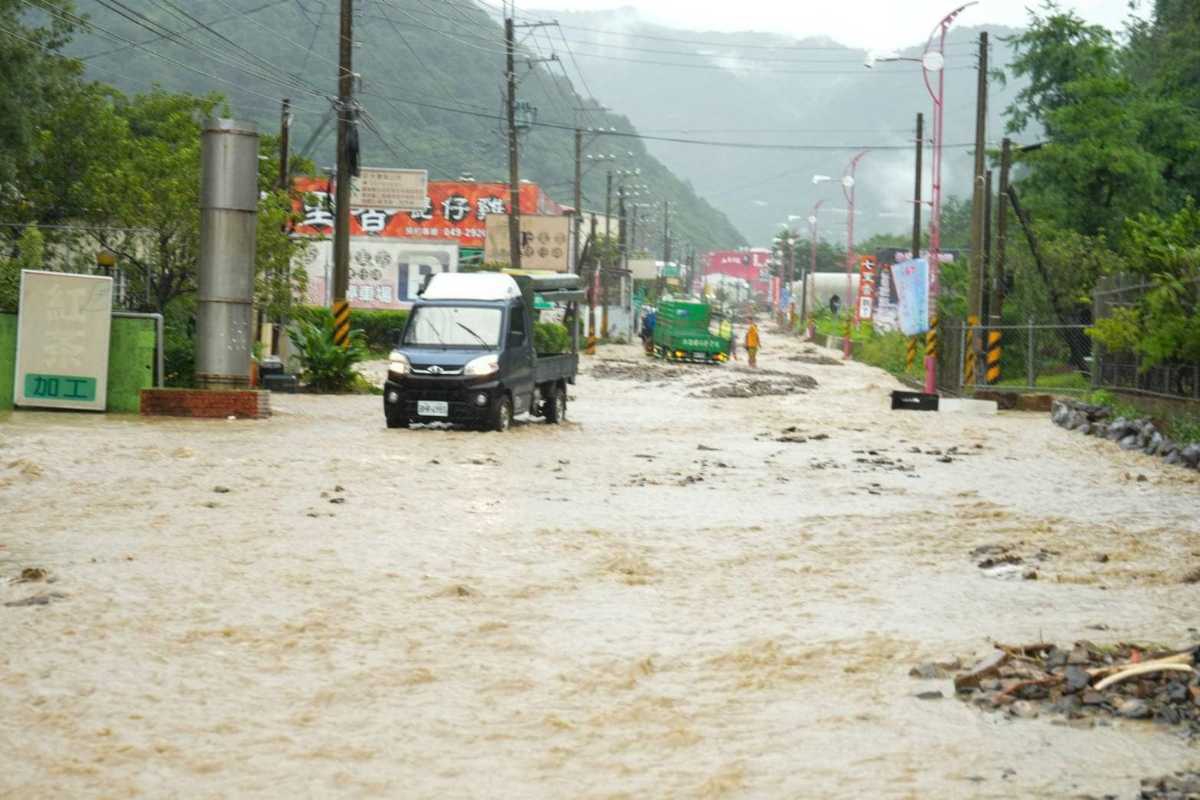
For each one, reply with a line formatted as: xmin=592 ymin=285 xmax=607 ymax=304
xmin=404 ymin=306 xmax=502 ymax=348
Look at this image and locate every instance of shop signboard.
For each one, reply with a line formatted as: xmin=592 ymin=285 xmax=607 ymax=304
xmin=14 ymin=271 xmax=113 ymax=411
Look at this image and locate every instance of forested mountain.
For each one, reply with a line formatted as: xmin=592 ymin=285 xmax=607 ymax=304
xmin=69 ymin=0 xmax=747 ymax=253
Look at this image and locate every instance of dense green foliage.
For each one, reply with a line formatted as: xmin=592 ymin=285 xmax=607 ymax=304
xmin=533 ymin=321 xmax=570 ymax=355
xmin=294 ymin=306 xmax=409 ymax=353
xmin=999 ymin=1 xmax=1200 ymax=367
xmin=287 ymin=318 xmax=369 ymax=393
xmin=0 ymin=226 xmax=44 ymax=311
xmin=0 ymin=4 xmax=313 ymax=387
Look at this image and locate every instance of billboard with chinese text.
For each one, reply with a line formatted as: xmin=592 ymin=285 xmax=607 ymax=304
xmin=704 ymin=249 xmax=771 ymax=297
xmin=297 ymin=238 xmax=459 ymax=309
xmin=15 ymin=271 xmax=113 ymax=411
xmin=483 ymin=214 xmax=571 ymax=271
xmin=293 ymin=178 xmax=563 ymax=249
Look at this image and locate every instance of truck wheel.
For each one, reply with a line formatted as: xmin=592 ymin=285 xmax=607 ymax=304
xmin=386 ymin=412 xmax=409 ymax=429
xmin=545 ymin=384 xmax=566 ymax=424
xmin=490 ymin=395 xmax=513 ymax=432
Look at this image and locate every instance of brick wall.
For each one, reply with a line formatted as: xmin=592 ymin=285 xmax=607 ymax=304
xmin=140 ymin=388 xmax=271 ymax=419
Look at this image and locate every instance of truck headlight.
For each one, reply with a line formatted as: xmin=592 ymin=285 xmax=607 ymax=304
xmin=464 ymin=354 xmax=499 ymax=377
xmin=388 ymin=351 xmax=410 ymax=376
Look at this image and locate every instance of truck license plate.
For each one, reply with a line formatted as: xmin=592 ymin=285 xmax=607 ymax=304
xmin=417 ymin=400 xmax=449 ymax=417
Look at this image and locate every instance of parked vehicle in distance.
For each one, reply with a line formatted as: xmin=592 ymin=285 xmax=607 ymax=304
xmin=382 ymin=271 xmax=583 ymax=431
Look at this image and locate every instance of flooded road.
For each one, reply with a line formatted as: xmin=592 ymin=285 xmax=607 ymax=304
xmin=2 ymin=330 xmax=1198 ymax=798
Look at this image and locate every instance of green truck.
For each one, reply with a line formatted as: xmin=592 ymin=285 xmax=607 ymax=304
xmin=651 ymin=299 xmax=732 ymax=363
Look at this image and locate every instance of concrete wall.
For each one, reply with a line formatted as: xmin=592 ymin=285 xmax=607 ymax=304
xmin=0 ymin=313 xmax=15 ymax=411
xmin=0 ymin=312 xmax=156 ymax=413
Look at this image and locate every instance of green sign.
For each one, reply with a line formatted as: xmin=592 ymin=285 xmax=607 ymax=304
xmin=24 ymin=373 xmax=97 ymax=402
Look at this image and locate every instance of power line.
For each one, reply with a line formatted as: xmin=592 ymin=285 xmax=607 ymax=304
xmin=76 ymin=0 xmax=292 ymax=60
xmin=16 ymin=2 xmax=329 ymax=109
xmin=126 ymin=0 xmax=330 ymax=96
xmin=51 ymin=0 xmax=327 ymax=100
xmin=205 ymin=0 xmax=348 ymax=77
xmin=360 ymin=89 xmax=977 ymax=151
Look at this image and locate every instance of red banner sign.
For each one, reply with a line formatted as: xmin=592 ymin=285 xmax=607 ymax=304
xmin=292 ymin=178 xmax=564 ymax=248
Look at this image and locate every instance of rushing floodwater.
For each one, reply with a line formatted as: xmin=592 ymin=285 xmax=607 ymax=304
xmin=2 ymin=332 xmax=1198 ymax=798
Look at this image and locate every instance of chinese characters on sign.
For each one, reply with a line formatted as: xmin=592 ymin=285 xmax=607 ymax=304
xmin=14 ymin=270 xmax=113 ymax=411
xmin=294 ymin=178 xmax=562 ymax=248
xmin=24 ymin=374 xmax=97 ymax=401
xmin=298 ymin=239 xmax=459 ymax=309
xmin=349 ymin=168 xmax=428 ymax=210
xmin=483 ymin=214 xmax=570 ymax=272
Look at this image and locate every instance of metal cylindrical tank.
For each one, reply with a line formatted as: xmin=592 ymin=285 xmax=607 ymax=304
xmin=196 ymin=118 xmax=259 ymax=389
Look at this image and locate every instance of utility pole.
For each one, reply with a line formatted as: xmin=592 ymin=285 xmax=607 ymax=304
xmin=505 ymin=12 xmax=522 ymax=268
xmin=573 ymin=127 xmax=582 ymax=274
xmin=967 ymin=32 xmax=988 ymax=362
xmin=278 ymin=98 xmax=291 ymax=191
xmin=993 ymin=138 xmax=1012 ymax=325
xmin=604 ymin=170 xmax=613 ymax=240
xmin=662 ymin=199 xmax=671 ymax=265
xmin=332 ymin=0 xmax=354 ymax=348
xmin=911 ymin=111 xmax=923 ymax=259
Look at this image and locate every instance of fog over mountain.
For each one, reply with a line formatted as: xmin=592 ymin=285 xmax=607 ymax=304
xmin=547 ymin=7 xmax=1028 ymax=246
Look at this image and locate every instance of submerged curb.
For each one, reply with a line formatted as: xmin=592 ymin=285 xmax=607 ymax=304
xmin=1050 ymin=399 xmax=1200 ymax=470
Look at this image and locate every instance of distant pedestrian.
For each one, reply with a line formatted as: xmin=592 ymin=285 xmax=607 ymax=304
xmin=745 ymin=319 xmax=760 ymax=368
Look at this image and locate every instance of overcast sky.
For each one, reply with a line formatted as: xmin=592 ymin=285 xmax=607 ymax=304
xmin=514 ymin=0 xmax=1136 ymax=49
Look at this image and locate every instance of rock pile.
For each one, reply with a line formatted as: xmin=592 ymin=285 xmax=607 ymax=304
xmin=940 ymin=642 xmax=1200 ymax=735
xmin=1138 ymin=771 xmax=1200 ymax=799
xmin=1051 ymin=399 xmax=1200 ymax=470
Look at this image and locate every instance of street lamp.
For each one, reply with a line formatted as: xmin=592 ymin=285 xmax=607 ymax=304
xmin=868 ymin=2 xmax=976 ymax=391
xmin=840 ymin=150 xmax=869 ymax=359
xmin=804 ymin=200 xmax=825 ymax=336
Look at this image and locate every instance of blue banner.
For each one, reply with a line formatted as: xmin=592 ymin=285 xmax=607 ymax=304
xmin=892 ymin=258 xmax=930 ymax=336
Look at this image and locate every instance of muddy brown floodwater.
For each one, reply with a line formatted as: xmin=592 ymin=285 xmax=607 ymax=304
xmin=2 ymin=331 xmax=1199 ymax=798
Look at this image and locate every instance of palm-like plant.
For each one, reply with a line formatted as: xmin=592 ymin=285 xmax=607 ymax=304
xmin=287 ymin=318 xmax=369 ymax=393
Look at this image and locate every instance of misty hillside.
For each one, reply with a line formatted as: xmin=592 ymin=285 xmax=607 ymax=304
xmin=540 ymin=8 xmax=1028 ymax=245
xmin=68 ymin=0 xmax=747 ymax=253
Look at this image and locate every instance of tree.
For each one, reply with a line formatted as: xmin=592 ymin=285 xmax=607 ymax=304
xmin=1090 ymin=204 xmax=1200 ymax=367
xmin=0 ymin=0 xmax=81 ymax=192
xmin=0 ymin=226 xmax=45 ymax=311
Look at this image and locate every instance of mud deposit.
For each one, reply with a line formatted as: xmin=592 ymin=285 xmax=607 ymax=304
xmin=2 ymin=339 xmax=1199 ymax=798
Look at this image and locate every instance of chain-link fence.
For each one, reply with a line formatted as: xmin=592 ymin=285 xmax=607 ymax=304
xmin=941 ymin=320 xmax=1093 ymax=395
xmin=1093 ymin=276 xmax=1200 ymax=401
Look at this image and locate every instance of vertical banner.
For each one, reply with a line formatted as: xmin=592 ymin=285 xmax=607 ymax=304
xmin=892 ymin=258 xmax=931 ymax=337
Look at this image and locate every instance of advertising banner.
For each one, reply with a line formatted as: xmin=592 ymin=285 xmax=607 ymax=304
xmin=350 ymin=168 xmax=427 ymax=210
xmin=483 ymin=214 xmax=571 ymax=271
xmin=299 ymin=238 xmax=459 ymax=309
xmin=293 ymin=178 xmax=562 ymax=248
xmin=892 ymin=258 xmax=931 ymax=336
xmin=14 ymin=271 xmax=113 ymax=411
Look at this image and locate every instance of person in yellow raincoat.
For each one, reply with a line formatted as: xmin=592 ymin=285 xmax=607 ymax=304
xmin=745 ymin=319 xmax=760 ymax=367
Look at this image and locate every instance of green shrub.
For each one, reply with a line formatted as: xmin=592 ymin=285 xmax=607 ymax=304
xmin=533 ymin=321 xmax=570 ymax=354
xmin=292 ymin=305 xmax=407 ymax=353
xmin=287 ymin=318 xmax=369 ymax=393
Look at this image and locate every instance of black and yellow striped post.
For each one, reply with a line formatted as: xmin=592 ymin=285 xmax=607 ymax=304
xmin=925 ymin=314 xmax=939 ymax=362
xmin=963 ymin=314 xmax=979 ymax=386
xmin=986 ymin=328 xmax=1002 ymax=384
xmin=332 ymin=299 xmax=351 ymax=349
xmin=906 ymin=337 xmax=917 ymax=371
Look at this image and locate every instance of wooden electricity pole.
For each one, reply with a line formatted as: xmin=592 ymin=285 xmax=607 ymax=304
xmin=332 ymin=0 xmax=354 ymax=347
xmin=505 ymin=12 xmax=522 ymax=268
